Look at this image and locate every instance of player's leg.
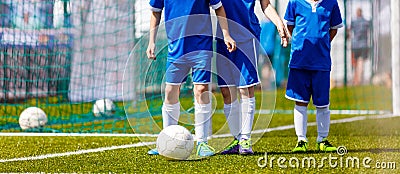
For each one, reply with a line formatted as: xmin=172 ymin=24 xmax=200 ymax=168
xmin=162 ymin=84 xmax=181 ymax=128
xmin=238 ymin=86 xmax=256 ymax=155
xmin=355 ymin=58 xmax=364 ymax=85
xmin=312 ymin=71 xmax=337 ymax=152
xmin=148 ymin=60 xmax=189 ymax=155
xmin=192 ymin=56 xmax=215 ymax=157
xmin=220 ymin=87 xmax=241 ymax=154
xmin=352 ymin=49 xmax=362 ymax=86
xmin=285 ymin=68 xmax=312 ymax=152
xmin=235 ymin=39 xmax=260 ymax=155
xmin=216 ymin=38 xmax=242 ymax=154
xmin=193 ymin=83 xmax=215 ymax=157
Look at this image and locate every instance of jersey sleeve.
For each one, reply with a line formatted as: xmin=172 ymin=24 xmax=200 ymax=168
xmin=330 ymin=1 xmax=343 ymax=29
xmin=149 ymin=0 xmax=164 ymax=12
xmin=284 ymin=0 xmax=296 ymax=26
xmin=210 ymin=0 xmax=222 ymax=10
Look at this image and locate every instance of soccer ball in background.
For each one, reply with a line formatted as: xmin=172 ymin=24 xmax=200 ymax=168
xmin=19 ymin=107 xmax=48 ymax=130
xmin=156 ymin=125 xmax=194 ymax=160
xmin=93 ymin=99 xmax=116 ymax=117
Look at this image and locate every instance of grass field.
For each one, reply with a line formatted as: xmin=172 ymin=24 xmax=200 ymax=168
xmin=0 ymin=113 xmax=399 ymax=173
xmin=0 ymin=85 xmax=398 ymax=173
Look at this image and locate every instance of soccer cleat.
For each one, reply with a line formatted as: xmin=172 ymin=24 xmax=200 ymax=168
xmin=292 ymin=140 xmax=308 ymax=153
xmin=220 ymin=139 xmax=240 ymax=155
xmin=239 ymin=139 xmax=254 ymax=155
xmin=316 ymin=138 xmax=337 ymax=152
xmin=147 ymin=148 xmax=159 ymax=155
xmin=196 ymin=142 xmax=215 ymax=157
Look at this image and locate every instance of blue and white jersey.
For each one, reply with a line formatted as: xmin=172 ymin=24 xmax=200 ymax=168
xmin=149 ymin=0 xmax=222 ymax=61
xmin=216 ymin=0 xmax=261 ymax=42
xmin=284 ymin=0 xmax=343 ymax=71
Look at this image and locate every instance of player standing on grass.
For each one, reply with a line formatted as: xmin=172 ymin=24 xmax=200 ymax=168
xmin=146 ymin=0 xmax=236 ymax=157
xmin=217 ymin=0 xmax=288 ymax=155
xmin=284 ymin=0 xmax=343 ymax=152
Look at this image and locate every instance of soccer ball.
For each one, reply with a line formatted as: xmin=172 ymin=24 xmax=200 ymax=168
xmin=19 ymin=107 xmax=48 ymax=130
xmin=156 ymin=125 xmax=194 ymax=160
xmin=93 ymin=99 xmax=116 ymax=117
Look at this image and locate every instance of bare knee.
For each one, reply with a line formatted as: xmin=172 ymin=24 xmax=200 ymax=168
xmin=194 ymin=84 xmax=209 ymax=104
xmin=220 ymin=87 xmax=237 ymax=104
xmin=164 ymin=85 xmax=180 ymax=104
xmin=239 ymin=86 xmax=255 ymax=99
xmin=295 ymin=101 xmax=308 ymax=107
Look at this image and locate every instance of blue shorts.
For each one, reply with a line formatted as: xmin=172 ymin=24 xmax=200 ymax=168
xmin=165 ymin=53 xmax=212 ymax=85
xmin=216 ymin=39 xmax=260 ymax=88
xmin=285 ymin=68 xmax=330 ymax=107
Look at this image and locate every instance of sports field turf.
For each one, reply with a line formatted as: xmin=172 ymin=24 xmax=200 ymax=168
xmin=0 ymin=86 xmax=398 ymax=173
xmin=0 ymin=113 xmax=399 ymax=173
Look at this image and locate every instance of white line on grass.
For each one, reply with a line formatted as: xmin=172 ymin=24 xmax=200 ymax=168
xmin=0 ymin=142 xmax=155 ymax=163
xmin=212 ymin=114 xmax=398 ymax=138
xmin=0 ymin=133 xmax=159 ymax=137
xmin=0 ymin=114 xmax=398 ymax=163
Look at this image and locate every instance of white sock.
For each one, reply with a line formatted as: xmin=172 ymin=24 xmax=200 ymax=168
xmin=162 ymin=102 xmax=180 ymax=128
xmin=239 ymin=97 xmax=255 ymax=140
xmin=195 ymin=102 xmax=212 ymax=143
xmin=294 ymin=105 xmax=308 ymax=142
xmin=224 ymin=100 xmax=241 ymax=139
xmin=316 ymin=107 xmax=330 ymax=142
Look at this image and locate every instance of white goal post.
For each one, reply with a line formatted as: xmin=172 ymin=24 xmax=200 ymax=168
xmin=391 ymin=0 xmax=400 ymax=115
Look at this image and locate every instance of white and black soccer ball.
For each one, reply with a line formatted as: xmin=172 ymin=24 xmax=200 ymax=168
xmin=19 ymin=107 xmax=48 ymax=130
xmin=156 ymin=125 xmax=194 ymax=160
xmin=93 ymin=99 xmax=116 ymax=117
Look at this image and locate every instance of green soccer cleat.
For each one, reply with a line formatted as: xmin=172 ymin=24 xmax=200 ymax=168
xmin=239 ymin=139 xmax=254 ymax=155
xmin=292 ymin=140 xmax=308 ymax=153
xmin=316 ymin=138 xmax=337 ymax=152
xmin=196 ymin=142 xmax=215 ymax=157
xmin=220 ymin=139 xmax=240 ymax=155
xmin=147 ymin=148 xmax=159 ymax=155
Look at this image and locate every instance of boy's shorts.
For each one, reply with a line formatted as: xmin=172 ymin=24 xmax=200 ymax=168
xmin=216 ymin=38 xmax=260 ymax=88
xmin=165 ymin=53 xmax=212 ymax=85
xmin=285 ymin=68 xmax=330 ymax=107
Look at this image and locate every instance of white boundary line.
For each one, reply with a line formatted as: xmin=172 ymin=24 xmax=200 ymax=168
xmin=215 ymin=109 xmax=390 ymax=115
xmin=0 ymin=114 xmax=398 ymax=163
xmin=0 ymin=133 xmax=159 ymax=137
xmin=0 ymin=142 xmax=155 ymax=163
xmin=211 ymin=114 xmax=398 ymax=138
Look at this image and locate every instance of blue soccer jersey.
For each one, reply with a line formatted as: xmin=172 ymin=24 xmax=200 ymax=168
xmin=216 ymin=0 xmax=261 ymax=42
xmin=284 ymin=0 xmax=343 ymax=71
xmin=149 ymin=0 xmax=222 ymax=61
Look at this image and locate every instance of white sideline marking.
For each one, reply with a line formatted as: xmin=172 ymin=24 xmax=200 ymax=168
xmin=215 ymin=109 xmax=390 ymax=115
xmin=211 ymin=114 xmax=398 ymax=138
xmin=0 ymin=114 xmax=398 ymax=163
xmin=0 ymin=142 xmax=155 ymax=163
xmin=0 ymin=133 xmax=158 ymax=137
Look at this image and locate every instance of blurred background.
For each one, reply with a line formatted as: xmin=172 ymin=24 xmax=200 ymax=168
xmin=0 ymin=0 xmax=397 ymax=133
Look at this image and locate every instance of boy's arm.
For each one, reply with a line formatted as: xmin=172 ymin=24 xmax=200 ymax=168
xmin=146 ymin=11 xmax=162 ymax=60
xmin=329 ymin=29 xmax=338 ymax=42
xmin=260 ymin=0 xmax=289 ymax=47
xmin=215 ymin=6 xmax=236 ymax=52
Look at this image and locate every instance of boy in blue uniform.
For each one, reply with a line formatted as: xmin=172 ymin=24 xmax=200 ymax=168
xmin=284 ymin=0 xmax=343 ymax=152
xmin=216 ymin=0 xmax=288 ymax=155
xmin=146 ymin=0 xmax=236 ymax=157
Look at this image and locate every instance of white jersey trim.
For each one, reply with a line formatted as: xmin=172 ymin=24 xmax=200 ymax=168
xmin=285 ymin=94 xmax=310 ymax=103
xmin=331 ymin=23 xmax=344 ymax=29
xmin=286 ymin=21 xmax=295 ymax=26
xmin=237 ymin=82 xmax=261 ymax=89
xmin=150 ymin=6 xmax=162 ymax=12
xmin=211 ymin=1 xmax=222 ymax=10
